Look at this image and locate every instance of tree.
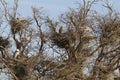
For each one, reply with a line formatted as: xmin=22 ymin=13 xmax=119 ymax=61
xmin=0 ymin=0 xmax=119 ymax=80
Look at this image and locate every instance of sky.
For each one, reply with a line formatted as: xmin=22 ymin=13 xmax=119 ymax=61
xmin=3 ymin=0 xmax=120 ymax=19
xmin=22 ymin=0 xmax=79 ymax=17
xmin=11 ymin=0 xmax=79 ymax=18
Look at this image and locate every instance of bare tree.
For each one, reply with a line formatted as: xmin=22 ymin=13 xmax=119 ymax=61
xmin=0 ymin=0 xmax=119 ymax=80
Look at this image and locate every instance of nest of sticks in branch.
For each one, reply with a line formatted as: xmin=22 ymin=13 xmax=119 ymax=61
xmin=100 ymin=19 xmax=120 ymax=44
xmin=51 ymin=31 xmax=76 ymax=49
xmin=9 ymin=17 xmax=31 ymax=34
xmin=3 ymin=54 xmax=39 ymax=80
xmin=0 ymin=37 xmax=9 ymax=48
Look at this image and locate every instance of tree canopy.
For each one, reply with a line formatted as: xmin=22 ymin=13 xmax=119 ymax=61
xmin=0 ymin=0 xmax=119 ymax=80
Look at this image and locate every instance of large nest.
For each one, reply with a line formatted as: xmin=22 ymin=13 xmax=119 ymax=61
xmin=0 ymin=37 xmax=9 ymax=48
xmin=5 ymin=59 xmax=28 ymax=80
xmin=3 ymin=56 xmax=35 ymax=80
xmin=100 ymin=19 xmax=120 ymax=44
xmin=9 ymin=18 xmax=31 ymax=34
xmin=13 ymin=63 xmax=28 ymax=80
xmin=51 ymin=32 xmax=76 ymax=49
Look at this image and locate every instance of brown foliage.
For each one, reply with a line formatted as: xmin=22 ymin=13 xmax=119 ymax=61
xmin=10 ymin=17 xmax=31 ymax=34
xmin=0 ymin=0 xmax=119 ymax=80
xmin=0 ymin=37 xmax=9 ymax=48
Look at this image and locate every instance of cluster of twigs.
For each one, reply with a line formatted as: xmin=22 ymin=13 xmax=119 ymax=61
xmin=97 ymin=13 xmax=120 ymax=44
xmin=0 ymin=0 xmax=120 ymax=80
xmin=0 ymin=37 xmax=9 ymax=48
xmin=9 ymin=17 xmax=31 ymax=34
xmin=51 ymin=31 xmax=76 ymax=49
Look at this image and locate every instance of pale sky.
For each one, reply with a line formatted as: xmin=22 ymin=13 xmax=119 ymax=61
xmin=5 ymin=0 xmax=120 ymax=18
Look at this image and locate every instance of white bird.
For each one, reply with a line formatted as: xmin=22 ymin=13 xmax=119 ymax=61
xmin=17 ymin=16 xmax=23 ymax=22
xmin=84 ymin=26 xmax=93 ymax=32
xmin=16 ymin=16 xmax=30 ymax=28
xmin=13 ymin=49 xmax=20 ymax=59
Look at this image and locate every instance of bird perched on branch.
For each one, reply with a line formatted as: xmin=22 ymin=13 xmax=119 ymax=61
xmin=0 ymin=47 xmax=5 ymax=58
xmin=84 ymin=26 xmax=93 ymax=32
xmin=16 ymin=16 xmax=30 ymax=27
xmin=10 ymin=16 xmax=31 ymax=34
xmin=81 ymin=26 xmax=93 ymax=32
xmin=13 ymin=49 xmax=20 ymax=59
xmin=16 ymin=16 xmax=23 ymax=22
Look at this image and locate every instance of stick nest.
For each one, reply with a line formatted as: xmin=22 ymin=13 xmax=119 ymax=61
xmin=9 ymin=18 xmax=31 ymax=34
xmin=51 ymin=32 xmax=76 ymax=49
xmin=0 ymin=37 xmax=9 ymax=48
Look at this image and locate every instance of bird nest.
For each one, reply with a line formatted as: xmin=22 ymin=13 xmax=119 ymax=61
xmin=51 ymin=33 xmax=69 ymax=49
xmin=9 ymin=18 xmax=31 ymax=34
xmin=0 ymin=37 xmax=9 ymax=48
xmin=2 ymin=56 xmax=38 ymax=80
xmin=51 ymin=32 xmax=75 ymax=49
